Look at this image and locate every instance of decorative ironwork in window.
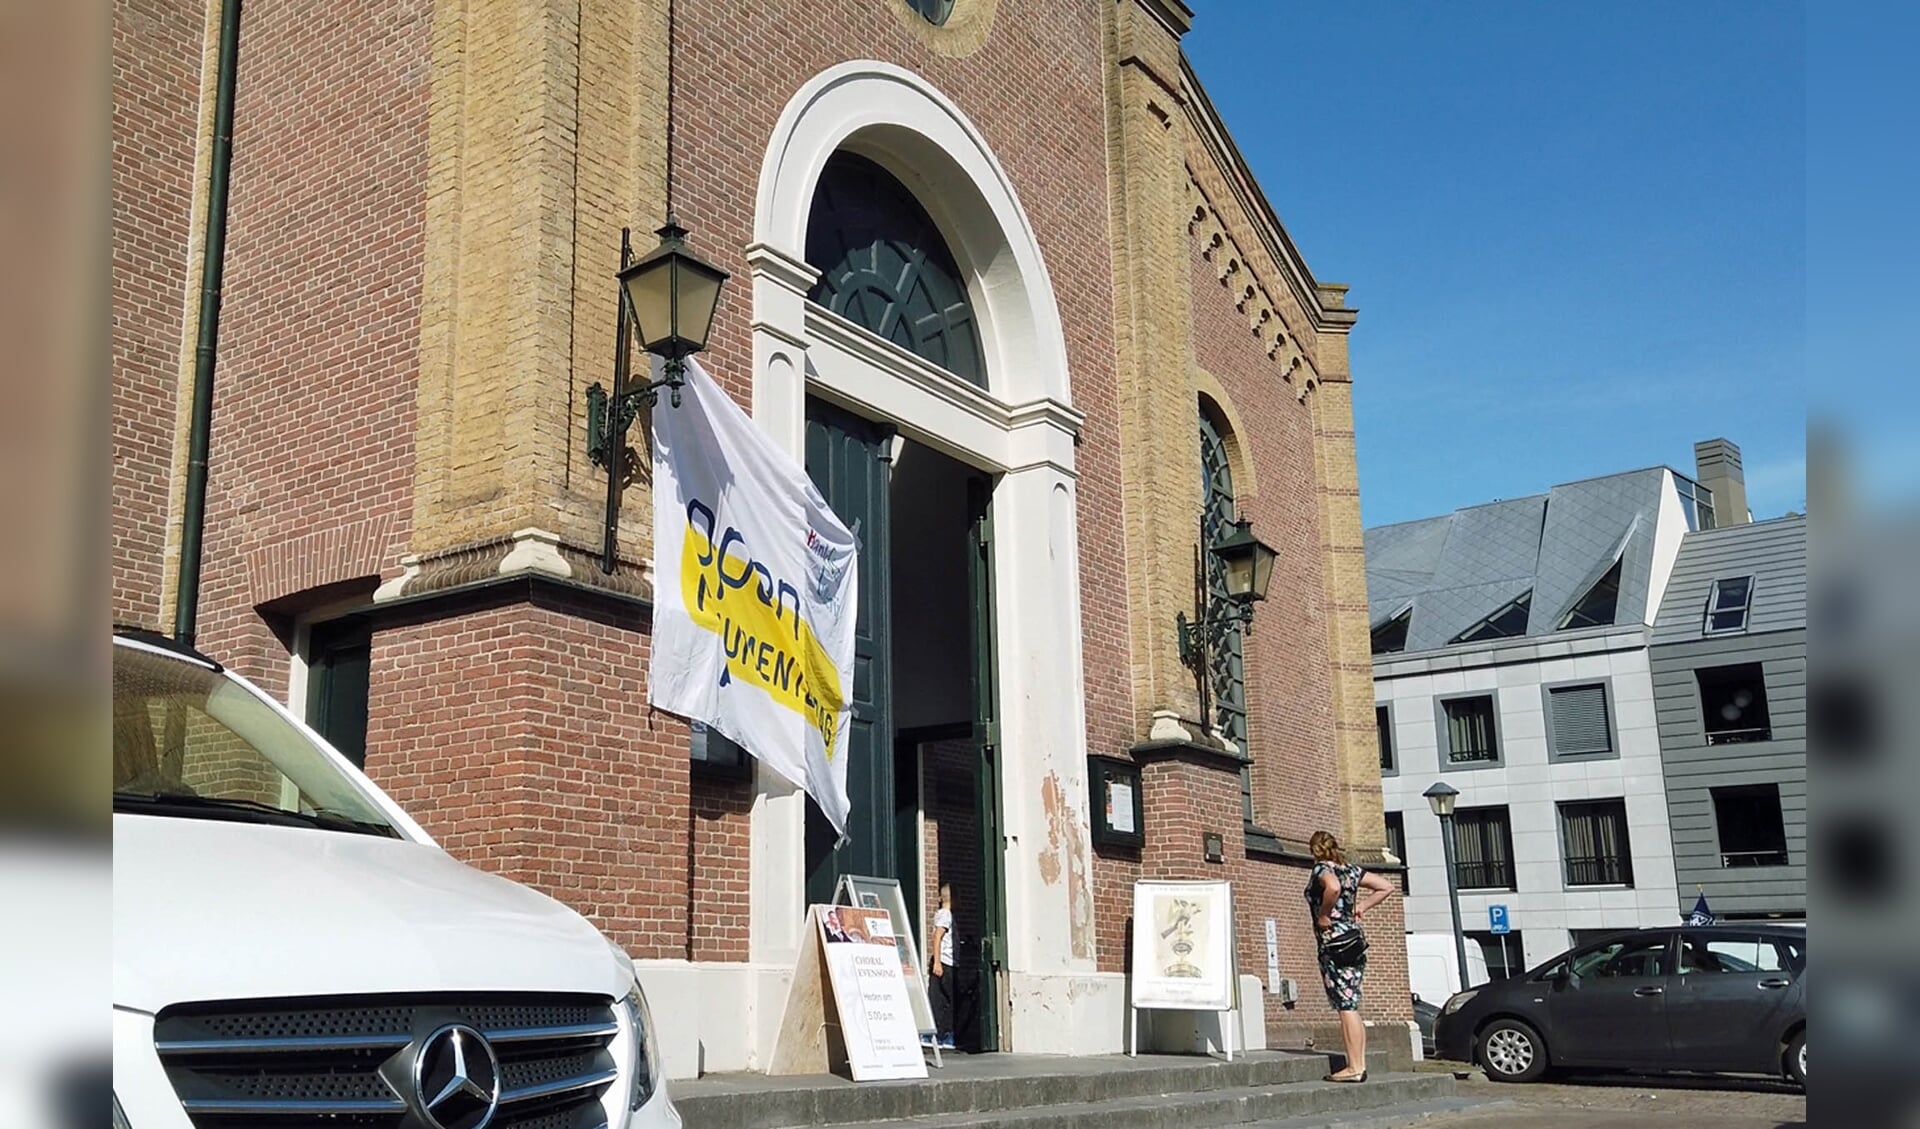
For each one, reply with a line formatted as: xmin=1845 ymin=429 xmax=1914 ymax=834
xmin=1199 ymin=406 xmax=1251 ymax=820
xmin=1560 ymin=799 xmax=1634 ymax=886
xmin=1442 ymin=695 xmax=1500 ymax=764
xmin=806 ymin=152 xmax=985 ymax=387
xmin=1453 ymin=806 xmax=1516 ymax=890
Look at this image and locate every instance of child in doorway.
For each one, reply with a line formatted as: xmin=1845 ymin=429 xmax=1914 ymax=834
xmin=927 ymin=883 xmax=957 ymax=1050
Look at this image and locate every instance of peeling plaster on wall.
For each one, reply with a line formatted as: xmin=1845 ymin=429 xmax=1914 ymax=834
xmin=1039 ymin=772 xmax=1066 ymax=886
xmin=1040 ymin=770 xmax=1097 ymax=960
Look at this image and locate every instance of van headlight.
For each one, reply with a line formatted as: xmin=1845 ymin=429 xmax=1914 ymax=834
xmin=622 ymin=981 xmax=659 ymax=1111
xmin=113 ymin=1094 xmax=133 ymax=1129
xmin=1443 ymin=989 xmax=1479 ymax=1015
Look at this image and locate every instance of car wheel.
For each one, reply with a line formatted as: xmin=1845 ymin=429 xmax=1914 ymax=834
xmin=1477 ymin=1018 xmax=1548 ymax=1083
xmin=1785 ymin=1028 xmax=1806 ymax=1087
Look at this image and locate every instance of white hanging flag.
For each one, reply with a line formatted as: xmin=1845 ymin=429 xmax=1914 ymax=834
xmin=649 ymin=356 xmax=859 ymax=840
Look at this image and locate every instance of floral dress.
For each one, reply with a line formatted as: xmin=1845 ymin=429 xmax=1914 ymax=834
xmin=1304 ymin=861 xmax=1367 ymax=1011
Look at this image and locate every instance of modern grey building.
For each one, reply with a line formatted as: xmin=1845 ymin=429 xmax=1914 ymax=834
xmin=1369 ymin=438 xmax=1761 ymax=978
xmin=1649 ymin=503 xmax=1806 ymax=921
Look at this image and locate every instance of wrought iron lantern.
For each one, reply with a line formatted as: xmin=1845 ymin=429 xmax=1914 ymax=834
xmin=584 ymin=217 xmax=730 ymax=573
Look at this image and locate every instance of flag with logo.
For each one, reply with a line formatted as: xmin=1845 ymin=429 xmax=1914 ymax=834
xmin=1686 ymin=891 xmax=1715 ymax=926
xmin=649 ymin=356 xmax=859 ymax=840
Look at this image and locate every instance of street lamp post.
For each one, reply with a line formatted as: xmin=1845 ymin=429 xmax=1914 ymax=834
xmin=1424 ymin=780 xmax=1472 ymax=991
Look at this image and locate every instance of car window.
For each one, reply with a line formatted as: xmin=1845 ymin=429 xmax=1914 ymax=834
xmin=1566 ymin=935 xmax=1668 ymax=979
xmin=1779 ymin=936 xmax=1805 ymax=972
xmin=113 ymin=644 xmax=396 ymax=835
xmin=1680 ymin=934 xmax=1793 ymax=975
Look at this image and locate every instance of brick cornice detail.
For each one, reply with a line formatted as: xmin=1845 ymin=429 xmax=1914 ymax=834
xmin=245 ymin=515 xmax=397 ymax=608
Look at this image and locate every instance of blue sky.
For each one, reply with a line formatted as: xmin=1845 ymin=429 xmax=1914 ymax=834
xmin=1184 ymin=3 xmax=1807 ymax=527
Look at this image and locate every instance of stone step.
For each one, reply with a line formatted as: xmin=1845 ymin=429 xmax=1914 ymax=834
xmin=822 ymin=1074 xmax=1457 ymax=1129
xmin=672 ymin=1050 xmax=1434 ymax=1129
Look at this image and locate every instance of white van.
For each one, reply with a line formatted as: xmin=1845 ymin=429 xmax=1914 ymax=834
xmin=111 ymin=632 xmax=680 ymax=1129
xmin=1405 ymin=932 xmax=1491 ymax=1008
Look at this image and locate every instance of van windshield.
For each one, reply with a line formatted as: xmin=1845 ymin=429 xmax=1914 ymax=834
xmin=112 ymin=644 xmax=397 ymax=837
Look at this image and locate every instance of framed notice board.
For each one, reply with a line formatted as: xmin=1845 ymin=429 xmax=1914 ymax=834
xmin=1089 ymin=756 xmax=1145 ymax=849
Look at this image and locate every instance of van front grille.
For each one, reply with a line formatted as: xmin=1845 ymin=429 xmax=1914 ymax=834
xmin=153 ymin=994 xmax=618 ymax=1129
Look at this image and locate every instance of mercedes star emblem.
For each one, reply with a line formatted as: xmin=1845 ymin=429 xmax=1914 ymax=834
xmin=411 ymin=1023 xmax=502 ymax=1129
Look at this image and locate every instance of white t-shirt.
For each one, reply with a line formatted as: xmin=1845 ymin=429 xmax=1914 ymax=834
xmin=934 ymin=907 xmax=954 ymax=966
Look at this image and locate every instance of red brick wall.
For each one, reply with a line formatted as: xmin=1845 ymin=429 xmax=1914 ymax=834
xmin=366 ymin=597 xmax=702 ymax=959
xmin=920 ymin=737 xmax=983 ymax=954
xmin=111 ymin=0 xmax=202 ymax=629
xmin=188 ymin=0 xmax=430 ymax=685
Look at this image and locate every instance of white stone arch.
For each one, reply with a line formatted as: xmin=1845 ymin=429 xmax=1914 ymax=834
xmin=753 ymin=60 xmax=1071 ymax=409
xmin=732 ymin=61 xmax=1110 ymax=1065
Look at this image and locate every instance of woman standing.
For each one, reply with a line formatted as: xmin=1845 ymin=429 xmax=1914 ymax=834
xmin=1305 ymin=830 xmax=1397 ymax=1082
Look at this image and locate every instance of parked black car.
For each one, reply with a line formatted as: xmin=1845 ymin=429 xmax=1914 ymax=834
xmin=1433 ymin=925 xmax=1805 ymax=1086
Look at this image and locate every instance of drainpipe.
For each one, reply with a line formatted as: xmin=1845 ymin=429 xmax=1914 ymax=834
xmin=174 ymin=0 xmax=243 ymax=646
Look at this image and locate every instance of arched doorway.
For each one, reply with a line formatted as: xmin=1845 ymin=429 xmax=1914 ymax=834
xmin=747 ymin=62 xmax=1095 ymax=1057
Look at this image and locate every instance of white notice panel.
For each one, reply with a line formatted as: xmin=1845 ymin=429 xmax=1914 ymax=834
xmin=1129 ymin=880 xmax=1236 ymax=1012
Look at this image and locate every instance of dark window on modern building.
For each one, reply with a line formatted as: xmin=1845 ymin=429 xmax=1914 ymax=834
xmin=1199 ymin=403 xmax=1252 ymax=822
xmin=1466 ymin=929 xmax=1526 ymax=980
xmin=1559 ymin=558 xmax=1623 ymax=630
xmin=1377 ymin=704 xmax=1394 ymax=771
xmin=1712 ymin=784 xmax=1790 ymax=868
xmin=1698 ymin=663 xmax=1772 ymax=744
xmin=1442 ymin=695 xmax=1499 ymax=764
xmin=1371 ymin=608 xmax=1410 ymax=654
xmin=903 ymin=0 xmax=955 ymax=24
xmin=1677 ymin=475 xmax=1717 ymax=531
xmin=806 ymin=151 xmax=984 ymax=386
xmin=1547 ymin=683 xmax=1612 ymax=756
xmin=306 ymin=619 xmax=371 ymax=769
xmin=1704 ymin=575 xmax=1756 ymax=634
xmin=1452 ymin=591 xmax=1532 ymax=644
xmin=1454 ymin=806 xmax=1516 ymax=890
xmin=1384 ymin=810 xmax=1407 ymax=893
xmin=1560 ymin=799 xmax=1634 ymax=886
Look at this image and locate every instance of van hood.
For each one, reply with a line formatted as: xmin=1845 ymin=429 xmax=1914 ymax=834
xmin=113 ymin=814 xmax=629 ymax=1013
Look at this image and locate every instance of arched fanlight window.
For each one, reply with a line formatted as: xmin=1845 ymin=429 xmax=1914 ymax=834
xmin=1199 ymin=404 xmax=1252 ymax=820
xmin=904 ymin=0 xmax=956 ymax=24
xmin=805 ymin=151 xmax=986 ymax=388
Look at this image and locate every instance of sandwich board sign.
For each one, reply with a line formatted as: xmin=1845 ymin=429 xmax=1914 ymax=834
xmin=1126 ymin=879 xmax=1240 ymax=1060
xmin=768 ymin=905 xmax=927 ymax=1081
xmin=835 ymin=875 xmax=941 ymax=1064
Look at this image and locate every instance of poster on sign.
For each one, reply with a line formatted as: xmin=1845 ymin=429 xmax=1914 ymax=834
xmin=1129 ymin=879 xmax=1237 ymax=1012
xmin=819 ymin=906 xmax=928 ymax=1080
xmin=835 ymin=875 xmax=939 ymax=1047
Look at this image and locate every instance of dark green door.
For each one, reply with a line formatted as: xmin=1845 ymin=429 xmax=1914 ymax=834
xmin=968 ymin=476 xmax=1006 ymax=1051
xmin=804 ymin=399 xmax=895 ymax=906
xmin=306 ymin=619 xmax=371 ymax=768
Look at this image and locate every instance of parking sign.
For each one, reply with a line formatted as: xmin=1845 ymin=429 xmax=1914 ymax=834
xmin=1488 ymin=904 xmax=1510 ymax=934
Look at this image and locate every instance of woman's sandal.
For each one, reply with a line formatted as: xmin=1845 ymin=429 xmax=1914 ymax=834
xmin=1323 ymin=1069 xmax=1368 ymax=1083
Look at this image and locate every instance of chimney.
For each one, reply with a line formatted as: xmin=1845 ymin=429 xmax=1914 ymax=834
xmin=1693 ymin=438 xmax=1750 ymax=526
